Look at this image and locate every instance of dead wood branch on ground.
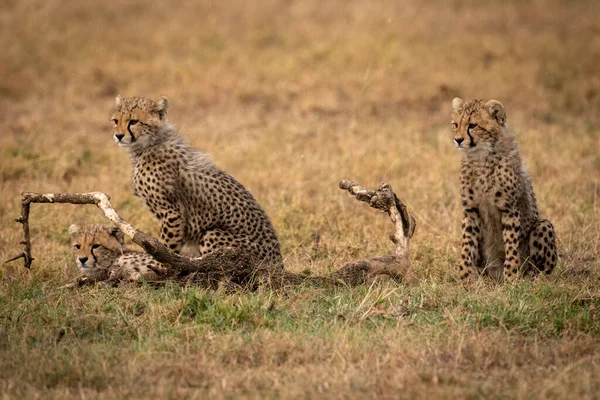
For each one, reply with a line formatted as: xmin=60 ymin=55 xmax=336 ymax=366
xmin=3 ymin=191 xmax=326 ymax=289
xmin=338 ymin=180 xmax=417 ymax=283
xmin=4 ymin=192 xmax=256 ymax=277
xmin=5 ymin=183 xmax=417 ymax=288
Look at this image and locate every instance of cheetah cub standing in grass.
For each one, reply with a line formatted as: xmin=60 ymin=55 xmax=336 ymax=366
xmin=451 ymin=98 xmax=557 ymax=283
xmin=69 ymin=223 xmax=165 ymax=283
xmin=110 ymin=96 xmax=282 ymax=268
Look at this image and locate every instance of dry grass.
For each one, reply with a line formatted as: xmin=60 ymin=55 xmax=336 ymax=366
xmin=1 ymin=0 xmax=599 ymax=398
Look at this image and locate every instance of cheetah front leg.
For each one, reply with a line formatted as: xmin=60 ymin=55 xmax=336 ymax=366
xmin=528 ymin=219 xmax=557 ymax=275
xmin=157 ymin=206 xmax=186 ymax=253
xmin=460 ymin=208 xmax=483 ymax=283
xmin=501 ymin=209 xmax=522 ymax=282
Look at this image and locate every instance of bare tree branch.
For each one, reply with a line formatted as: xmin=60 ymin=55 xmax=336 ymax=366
xmin=338 ymin=180 xmax=417 ymax=283
xmin=6 ymin=195 xmax=33 ymax=268
xmin=4 ymin=192 xmax=255 ymax=275
xmin=3 ymin=191 xmax=327 ymax=289
xmin=5 ymin=184 xmax=418 ymax=288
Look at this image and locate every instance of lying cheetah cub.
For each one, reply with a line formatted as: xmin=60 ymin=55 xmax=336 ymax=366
xmin=451 ymin=98 xmax=557 ymax=283
xmin=69 ymin=223 xmax=165 ymax=282
xmin=110 ymin=96 xmax=282 ymax=268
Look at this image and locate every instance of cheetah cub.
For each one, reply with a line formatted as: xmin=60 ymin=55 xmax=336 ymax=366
xmin=110 ymin=96 xmax=282 ymax=268
xmin=69 ymin=223 xmax=165 ymax=283
xmin=451 ymin=98 xmax=557 ymax=283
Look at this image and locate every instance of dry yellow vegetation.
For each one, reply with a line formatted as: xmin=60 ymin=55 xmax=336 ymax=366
xmin=1 ymin=0 xmax=599 ymax=398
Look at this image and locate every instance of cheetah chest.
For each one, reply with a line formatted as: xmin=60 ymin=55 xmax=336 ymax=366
xmin=464 ymin=166 xmax=506 ymax=264
xmin=131 ymin=162 xmax=165 ymax=210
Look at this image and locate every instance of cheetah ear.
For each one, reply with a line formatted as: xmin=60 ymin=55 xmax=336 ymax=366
xmin=154 ymin=96 xmax=169 ymax=119
xmin=110 ymin=226 xmax=125 ymax=245
xmin=485 ymin=99 xmax=506 ymax=126
xmin=452 ymin=97 xmax=464 ymax=111
xmin=115 ymin=95 xmax=122 ymax=107
xmin=68 ymin=224 xmax=80 ymax=236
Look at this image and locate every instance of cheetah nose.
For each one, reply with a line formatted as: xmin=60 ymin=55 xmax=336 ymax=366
xmin=115 ymin=133 xmax=125 ymax=141
xmin=79 ymin=257 xmax=88 ymax=264
xmin=454 ymin=137 xmax=464 ymax=146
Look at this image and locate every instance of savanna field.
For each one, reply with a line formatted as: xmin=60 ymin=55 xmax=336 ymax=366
xmin=1 ymin=0 xmax=599 ymax=398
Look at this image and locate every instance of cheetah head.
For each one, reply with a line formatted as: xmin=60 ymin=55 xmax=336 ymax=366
xmin=110 ymin=96 xmax=170 ymax=150
xmin=451 ymin=98 xmax=507 ymax=153
xmin=69 ymin=223 xmax=124 ymax=275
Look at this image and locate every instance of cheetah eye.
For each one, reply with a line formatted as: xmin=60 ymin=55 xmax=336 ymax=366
xmin=468 ymin=123 xmax=477 ymax=130
xmin=129 ymin=119 xmax=139 ymax=126
xmin=451 ymin=122 xmax=458 ymax=129
xmin=111 ymin=119 xmax=118 ymax=125
xmin=74 ymin=243 xmax=81 ymax=249
xmin=91 ymin=244 xmax=101 ymax=249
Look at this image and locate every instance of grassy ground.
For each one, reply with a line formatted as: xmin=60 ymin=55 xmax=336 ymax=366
xmin=1 ymin=0 xmax=599 ymax=398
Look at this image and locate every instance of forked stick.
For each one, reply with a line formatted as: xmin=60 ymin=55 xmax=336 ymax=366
xmin=338 ymin=180 xmax=417 ymax=282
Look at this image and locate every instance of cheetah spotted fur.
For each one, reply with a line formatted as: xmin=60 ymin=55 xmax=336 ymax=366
xmin=110 ymin=96 xmax=282 ymax=268
xmin=69 ymin=223 xmax=165 ymax=282
xmin=451 ymin=98 xmax=557 ymax=283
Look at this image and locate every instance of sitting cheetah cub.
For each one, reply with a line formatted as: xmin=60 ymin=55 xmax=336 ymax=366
xmin=110 ymin=96 xmax=282 ymax=268
xmin=451 ymin=98 xmax=557 ymax=283
xmin=69 ymin=223 xmax=165 ymax=283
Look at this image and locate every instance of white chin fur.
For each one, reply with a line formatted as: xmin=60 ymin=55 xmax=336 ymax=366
xmin=79 ymin=268 xmax=96 ymax=275
xmin=114 ymin=136 xmax=130 ymax=147
xmin=77 ymin=261 xmax=95 ymax=271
